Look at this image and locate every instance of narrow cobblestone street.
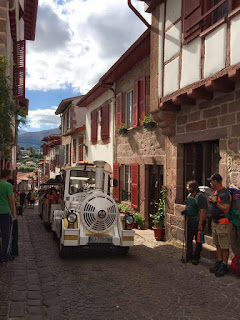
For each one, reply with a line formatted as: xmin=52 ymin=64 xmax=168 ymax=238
xmin=0 ymin=206 xmax=240 ymax=320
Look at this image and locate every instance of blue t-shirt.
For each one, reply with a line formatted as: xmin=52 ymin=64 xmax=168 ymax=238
xmin=210 ymin=188 xmax=231 ymax=223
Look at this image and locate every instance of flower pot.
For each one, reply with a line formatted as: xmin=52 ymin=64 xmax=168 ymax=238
xmin=119 ymin=128 xmax=128 ymax=135
xmin=143 ymin=121 xmax=156 ymax=129
xmin=152 ymin=227 xmax=165 ymax=241
xmin=131 ymin=222 xmax=138 ymax=229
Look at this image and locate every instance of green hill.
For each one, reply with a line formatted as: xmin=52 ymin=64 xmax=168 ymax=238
xmin=18 ymin=128 xmax=60 ymax=149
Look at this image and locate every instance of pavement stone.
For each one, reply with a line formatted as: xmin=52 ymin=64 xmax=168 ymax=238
xmin=1 ymin=206 xmax=240 ymax=319
xmin=9 ymin=301 xmax=25 ymax=317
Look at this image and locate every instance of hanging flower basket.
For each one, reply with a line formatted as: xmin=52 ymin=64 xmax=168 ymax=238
xmin=119 ymin=128 xmax=128 ymax=135
xmin=143 ymin=121 xmax=156 ymax=129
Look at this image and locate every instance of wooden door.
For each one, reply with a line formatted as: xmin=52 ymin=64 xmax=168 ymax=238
xmin=148 ymin=165 xmax=164 ymax=228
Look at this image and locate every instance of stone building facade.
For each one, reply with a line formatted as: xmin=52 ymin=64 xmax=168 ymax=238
xmin=135 ymin=0 xmax=240 ymax=241
xmin=0 ymin=0 xmax=38 ymax=182
xmin=115 ymin=53 xmax=166 ymax=226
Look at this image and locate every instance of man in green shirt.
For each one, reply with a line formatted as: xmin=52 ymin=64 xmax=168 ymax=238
xmin=181 ymin=180 xmax=208 ymax=265
xmin=0 ymin=169 xmax=17 ymax=262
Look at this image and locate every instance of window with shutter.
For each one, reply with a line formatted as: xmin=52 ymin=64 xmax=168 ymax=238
xmin=132 ymin=81 xmax=139 ymax=127
xmin=66 ymin=144 xmax=69 ymax=164
xmin=113 ymin=163 xmax=120 ymax=202
xmin=72 ymin=139 xmax=76 ymax=163
xmin=101 ymin=104 xmax=110 ymax=140
xmin=91 ymin=110 xmax=98 ymax=143
xmin=79 ymin=137 xmax=83 ymax=161
xmin=138 ymin=77 xmax=146 ymax=123
xmin=43 ymin=145 xmax=48 ymax=156
xmin=13 ymin=40 xmax=25 ymax=99
xmin=183 ymin=0 xmax=202 ymax=44
xmin=69 ymin=143 xmax=71 ymax=165
xmin=131 ymin=163 xmax=139 ymax=209
xmin=116 ymin=93 xmax=122 ymax=132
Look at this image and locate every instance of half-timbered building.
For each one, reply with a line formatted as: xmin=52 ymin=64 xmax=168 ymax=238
xmin=134 ymin=0 xmax=240 ymax=242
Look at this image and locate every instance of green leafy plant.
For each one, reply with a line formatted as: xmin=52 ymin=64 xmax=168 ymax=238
xmin=139 ymin=115 xmax=155 ymax=125
xmin=118 ymin=123 xmax=127 ymax=130
xmin=150 ymin=186 xmax=167 ymax=228
xmin=0 ymin=56 xmax=26 ymax=158
xmin=117 ymin=203 xmax=134 ymax=214
xmin=133 ymin=213 xmax=145 ymax=228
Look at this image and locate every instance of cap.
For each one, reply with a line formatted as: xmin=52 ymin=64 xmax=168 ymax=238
xmin=207 ymin=173 xmax=222 ymax=182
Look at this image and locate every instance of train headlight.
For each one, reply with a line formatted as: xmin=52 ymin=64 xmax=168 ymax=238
xmin=67 ymin=212 xmax=77 ymax=223
xmin=124 ymin=214 xmax=134 ymax=225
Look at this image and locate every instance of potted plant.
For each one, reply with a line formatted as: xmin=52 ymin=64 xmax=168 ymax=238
xmin=150 ymin=186 xmax=167 ymax=241
xmin=140 ymin=115 xmax=156 ymax=129
xmin=133 ymin=213 xmax=145 ymax=229
xmin=118 ymin=123 xmax=128 ymax=135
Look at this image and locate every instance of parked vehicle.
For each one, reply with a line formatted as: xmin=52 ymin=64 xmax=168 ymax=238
xmin=51 ymin=161 xmax=135 ymax=257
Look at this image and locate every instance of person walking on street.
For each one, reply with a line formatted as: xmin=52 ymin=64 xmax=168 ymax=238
xmin=30 ymin=189 xmax=36 ymax=209
xmin=19 ymin=191 xmax=26 ymax=215
xmin=181 ymin=180 xmax=207 ymax=265
xmin=26 ymin=191 xmax=31 ymax=208
xmin=0 ymin=169 xmax=17 ymax=262
xmin=208 ymin=174 xmax=232 ymax=277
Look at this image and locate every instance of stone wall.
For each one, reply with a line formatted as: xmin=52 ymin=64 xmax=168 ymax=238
xmin=165 ymin=85 xmax=240 ymax=241
xmin=116 ymin=55 xmax=166 ymax=225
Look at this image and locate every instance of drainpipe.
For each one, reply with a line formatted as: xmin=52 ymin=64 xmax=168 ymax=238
xmin=128 ymin=0 xmax=150 ymax=28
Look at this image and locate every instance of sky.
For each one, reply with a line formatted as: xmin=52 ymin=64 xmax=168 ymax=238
xmin=22 ymin=0 xmax=151 ymax=132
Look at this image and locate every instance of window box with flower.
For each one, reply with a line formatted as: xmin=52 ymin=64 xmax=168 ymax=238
xmin=140 ymin=115 xmax=156 ymax=129
xmin=118 ymin=124 xmax=128 ymax=135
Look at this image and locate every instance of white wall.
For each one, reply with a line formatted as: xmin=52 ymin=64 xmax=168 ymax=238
xmin=204 ymin=24 xmax=227 ymax=78
xmin=85 ymin=90 xmax=114 ymax=171
xmin=158 ymin=2 xmax=165 ymax=98
xmin=181 ymin=37 xmax=201 ymax=88
xmin=72 ymin=98 xmax=86 ymax=128
xmin=160 ymin=1 xmax=240 ymax=99
xmin=164 ymin=21 xmax=181 ymax=62
xmin=164 ymin=57 xmax=179 ymax=96
xmin=231 ymin=14 xmax=240 ymax=66
xmin=165 ymin=0 xmax=181 ymax=29
xmin=162 ymin=0 xmax=182 ymax=96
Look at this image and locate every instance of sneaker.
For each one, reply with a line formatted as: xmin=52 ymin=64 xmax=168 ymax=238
xmin=209 ymin=260 xmax=222 ymax=273
xmin=192 ymin=258 xmax=199 ymax=265
xmin=215 ymin=263 xmax=229 ymax=277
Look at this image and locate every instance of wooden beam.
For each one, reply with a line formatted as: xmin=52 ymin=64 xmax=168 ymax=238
xmin=160 ymin=100 xmax=181 ymax=111
xmin=205 ymin=77 xmax=234 ymax=93
xmin=228 ymin=69 xmax=240 ymax=82
xmin=172 ymin=94 xmax=196 ymax=106
xmin=187 ymin=86 xmax=213 ymax=100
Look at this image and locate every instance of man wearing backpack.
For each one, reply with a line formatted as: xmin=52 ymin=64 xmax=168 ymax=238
xmin=208 ymin=174 xmax=231 ymax=277
xmin=181 ymin=180 xmax=208 ymax=265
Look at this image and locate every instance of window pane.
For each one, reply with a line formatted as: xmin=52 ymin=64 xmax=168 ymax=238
xmin=122 ymin=165 xmax=131 ymax=201
xmin=126 ymin=91 xmax=133 ymax=129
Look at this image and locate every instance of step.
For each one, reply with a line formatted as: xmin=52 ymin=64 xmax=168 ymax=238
xmin=193 ymin=240 xmax=217 ymax=261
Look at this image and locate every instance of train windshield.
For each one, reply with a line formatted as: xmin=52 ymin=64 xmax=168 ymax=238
xmin=69 ymin=170 xmax=95 ymax=195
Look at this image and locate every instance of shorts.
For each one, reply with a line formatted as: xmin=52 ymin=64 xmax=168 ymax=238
xmin=30 ymin=200 xmax=35 ymax=205
xmin=212 ymin=221 xmax=232 ymax=249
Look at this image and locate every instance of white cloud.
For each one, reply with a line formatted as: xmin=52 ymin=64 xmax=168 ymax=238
xmin=26 ymin=107 xmax=60 ymax=129
xmin=26 ymin=0 xmax=151 ymax=94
